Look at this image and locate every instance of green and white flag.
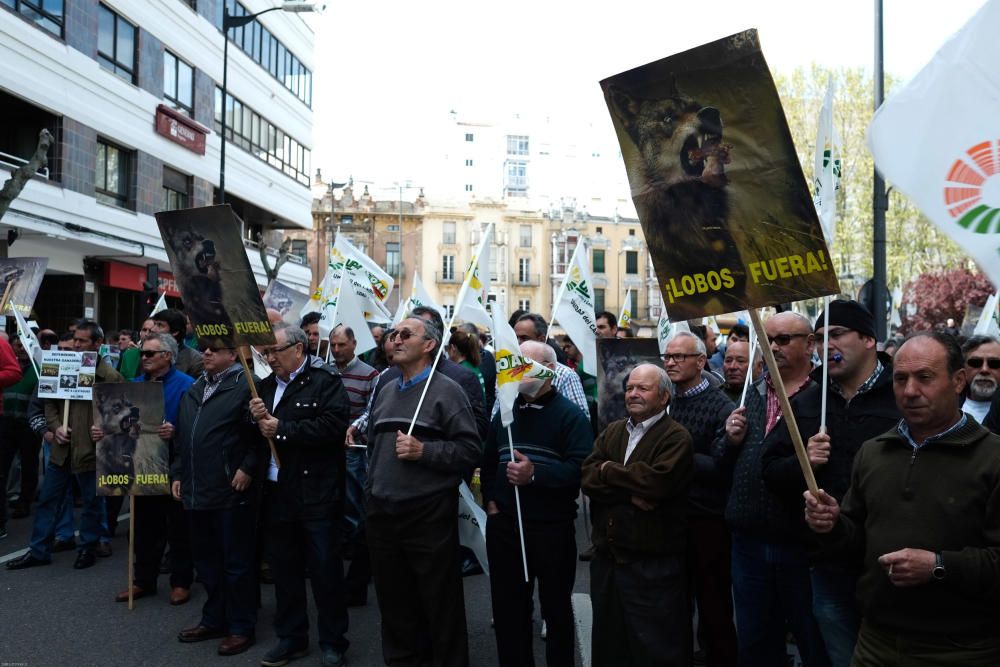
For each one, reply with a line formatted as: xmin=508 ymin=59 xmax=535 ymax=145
xmin=656 ymin=308 xmax=690 ymax=355
xmin=814 ymin=76 xmax=842 ymax=243
xmin=974 ymin=293 xmax=1000 ymax=337
xmin=453 ymin=224 xmax=493 ymax=331
xmin=551 ymin=241 xmax=598 ymax=375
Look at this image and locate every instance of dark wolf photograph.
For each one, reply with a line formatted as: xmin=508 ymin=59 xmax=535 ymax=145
xmin=263 ymin=279 xmax=310 ymax=325
xmin=596 ymin=337 xmax=663 ymax=434
xmin=601 ymin=29 xmax=838 ymax=320
xmin=0 ymin=257 xmax=48 ymax=317
xmin=93 ymin=383 xmax=168 ymax=496
xmin=156 ymin=205 xmax=276 ymax=348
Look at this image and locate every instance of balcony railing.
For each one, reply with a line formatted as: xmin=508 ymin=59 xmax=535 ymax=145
xmin=512 ymin=272 xmax=540 ymax=286
xmin=436 ymin=271 xmax=463 ymax=284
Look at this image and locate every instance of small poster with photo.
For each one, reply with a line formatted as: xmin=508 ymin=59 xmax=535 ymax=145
xmin=596 ymin=337 xmax=664 ymax=433
xmin=0 ymin=257 xmax=48 ymax=317
xmin=37 ymin=350 xmax=94 ymax=401
xmin=93 ymin=382 xmax=168 ymax=496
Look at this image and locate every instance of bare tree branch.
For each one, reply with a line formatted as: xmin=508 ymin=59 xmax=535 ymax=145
xmin=256 ymin=232 xmax=292 ymax=282
xmin=0 ymin=129 xmax=54 ymax=222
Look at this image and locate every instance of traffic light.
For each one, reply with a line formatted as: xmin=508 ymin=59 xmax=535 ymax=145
xmin=142 ymin=263 xmax=158 ymax=307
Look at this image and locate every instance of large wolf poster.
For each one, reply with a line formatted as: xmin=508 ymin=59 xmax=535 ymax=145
xmin=93 ymin=382 xmax=168 ymax=496
xmin=155 ymin=205 xmax=275 ymax=348
xmin=596 ymin=337 xmax=663 ymax=433
xmin=601 ymin=30 xmax=839 ymax=321
xmin=0 ymin=257 xmax=48 ymax=317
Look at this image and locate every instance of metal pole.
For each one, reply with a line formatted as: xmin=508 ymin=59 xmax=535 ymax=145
xmin=218 ymin=14 xmax=230 ymax=205
xmin=399 ymin=185 xmax=403 ymax=309
xmin=872 ymin=0 xmax=888 ymax=341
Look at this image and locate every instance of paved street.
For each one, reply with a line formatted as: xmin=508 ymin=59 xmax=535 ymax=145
xmin=0 ymin=507 xmax=592 ymax=666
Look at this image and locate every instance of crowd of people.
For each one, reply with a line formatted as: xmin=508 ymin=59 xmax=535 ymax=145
xmin=1 ymin=299 xmax=999 ymax=667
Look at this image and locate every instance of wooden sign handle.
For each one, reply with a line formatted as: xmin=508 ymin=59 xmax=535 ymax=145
xmin=127 ymin=495 xmax=135 ymax=611
xmin=748 ymin=309 xmax=819 ymax=496
xmin=238 ymin=347 xmax=280 ymax=468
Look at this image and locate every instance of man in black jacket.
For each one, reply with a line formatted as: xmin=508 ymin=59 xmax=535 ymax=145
xmin=172 ymin=342 xmax=262 ymax=655
xmin=762 ymin=300 xmax=899 ymax=667
xmin=250 ymin=324 xmax=351 ymax=667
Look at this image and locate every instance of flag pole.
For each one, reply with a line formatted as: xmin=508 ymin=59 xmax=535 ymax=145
xmin=738 ymin=337 xmax=756 ymax=409
xmin=748 ymin=309 xmax=818 ymax=495
xmin=507 ymin=424 xmax=530 ymax=583
xmin=819 ymin=295 xmax=831 ymax=433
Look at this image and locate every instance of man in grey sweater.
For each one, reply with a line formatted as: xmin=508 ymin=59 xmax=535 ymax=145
xmin=366 ymin=317 xmax=481 ymax=667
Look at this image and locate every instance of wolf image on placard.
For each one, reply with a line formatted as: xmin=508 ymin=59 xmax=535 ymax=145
xmin=160 ymin=223 xmax=236 ymax=337
xmin=96 ymin=392 xmax=169 ymax=495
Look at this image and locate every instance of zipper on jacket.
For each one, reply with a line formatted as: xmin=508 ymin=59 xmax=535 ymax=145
xmin=902 ymin=447 xmax=918 ymax=500
xmin=189 ymin=403 xmax=202 ymax=508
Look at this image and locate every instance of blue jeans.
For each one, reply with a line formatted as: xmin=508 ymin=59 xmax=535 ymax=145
xmin=343 ymin=448 xmax=367 ymax=536
xmin=731 ymin=533 xmax=830 ymax=667
xmin=811 ymin=563 xmax=860 ymax=667
xmin=42 ymin=442 xmax=75 ymax=542
xmin=30 ymin=459 xmax=103 ymax=559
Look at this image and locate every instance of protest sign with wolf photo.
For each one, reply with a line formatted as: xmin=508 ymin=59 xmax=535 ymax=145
xmin=602 ymin=30 xmax=839 ymax=321
xmin=263 ymin=279 xmax=310 ymax=325
xmin=596 ymin=337 xmax=663 ymax=433
xmin=94 ymin=382 xmax=168 ymax=496
xmin=155 ymin=205 xmax=275 ymax=347
xmin=0 ymin=257 xmax=48 ymax=317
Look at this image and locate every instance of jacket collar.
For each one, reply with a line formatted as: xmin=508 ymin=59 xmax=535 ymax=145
xmin=876 ymin=413 xmax=990 ymax=449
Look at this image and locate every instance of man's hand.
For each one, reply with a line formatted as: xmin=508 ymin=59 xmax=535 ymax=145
xmin=506 ymin=449 xmax=535 ymax=486
xmin=878 ymin=548 xmax=936 ymax=587
xmin=171 ymin=480 xmax=181 ymax=501
xmin=249 ymin=397 xmax=269 ymax=421
xmin=486 ymin=501 xmax=500 ymax=516
xmin=803 ymin=489 xmax=840 ymax=533
xmin=89 ymin=425 xmax=105 ymax=442
xmin=725 ymin=406 xmax=748 ymax=445
xmin=157 ymin=422 xmax=175 ymax=441
xmin=231 ymin=469 xmax=252 ymax=492
xmin=807 ymin=430 xmax=831 ymax=468
xmin=395 ymin=431 xmax=423 ymax=461
xmin=257 ymin=415 xmax=279 ymax=439
xmin=55 ymin=425 xmax=71 ymax=445
xmin=43 ymin=430 xmax=54 ymax=444
xmin=631 ymin=495 xmax=657 ymax=511
xmin=345 ymin=424 xmax=358 ymax=447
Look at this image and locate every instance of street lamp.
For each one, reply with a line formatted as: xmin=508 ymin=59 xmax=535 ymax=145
xmin=392 ymin=182 xmax=421 ymax=308
xmin=217 ymin=1 xmax=325 ymax=205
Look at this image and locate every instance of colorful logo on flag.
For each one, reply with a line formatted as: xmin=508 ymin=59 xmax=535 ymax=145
xmin=367 ymin=272 xmax=389 ymax=301
xmin=494 ymin=348 xmax=535 ymax=385
xmin=565 ymin=266 xmax=591 ymax=301
xmin=466 ymin=256 xmax=484 ymax=299
xmin=944 ymin=140 xmax=1000 ymax=233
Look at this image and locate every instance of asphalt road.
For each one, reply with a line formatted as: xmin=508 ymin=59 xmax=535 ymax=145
xmin=0 ymin=507 xmax=592 ymax=667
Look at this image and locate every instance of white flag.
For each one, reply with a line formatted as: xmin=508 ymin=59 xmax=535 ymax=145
xmin=551 ymin=242 xmax=598 ymax=375
xmin=868 ymin=1 xmax=1000 ymax=287
xmin=618 ymin=290 xmax=633 ymax=329
xmin=318 ymin=271 xmax=378 ymax=356
xmin=656 ymin=308 xmax=690 ymax=355
xmin=457 ymin=481 xmax=489 ymax=575
xmin=974 ymin=293 xmax=1000 ymax=337
xmin=11 ymin=304 xmax=42 ymax=373
xmin=454 ymin=224 xmax=493 ymax=330
xmin=890 ymin=286 xmax=904 ymax=328
xmin=333 ymin=236 xmax=395 ymax=323
xmin=392 ymin=271 xmax=444 ymax=327
xmin=149 ymin=292 xmax=168 ymax=317
xmin=814 ymin=76 xmax=842 ymax=243
xmin=489 ymin=302 xmax=557 ymax=427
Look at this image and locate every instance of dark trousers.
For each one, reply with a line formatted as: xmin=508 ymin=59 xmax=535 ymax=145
xmin=731 ymin=533 xmax=830 ymax=667
xmin=105 ymin=494 xmax=124 ymax=538
xmin=590 ymin=551 xmax=689 ymax=667
xmin=686 ymin=515 xmax=737 ymax=667
xmin=270 ymin=514 xmax=349 ymax=652
xmin=486 ymin=512 xmax=576 ymax=667
xmin=851 ymin=620 xmax=1000 ymax=666
xmin=811 ymin=563 xmax=861 ymax=667
xmin=367 ymin=491 xmax=469 ymax=667
xmin=133 ymin=495 xmax=194 ymax=590
xmin=0 ymin=417 xmax=39 ymax=523
xmin=191 ymin=503 xmax=258 ymax=636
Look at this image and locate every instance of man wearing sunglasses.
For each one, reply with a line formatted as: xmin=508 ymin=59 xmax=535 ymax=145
xmin=762 ymin=300 xmax=899 ymax=667
xmin=959 ymin=335 xmax=1000 ymax=423
xmin=250 ymin=324 xmax=351 ymax=667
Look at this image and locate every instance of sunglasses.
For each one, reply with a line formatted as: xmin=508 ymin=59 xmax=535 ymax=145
xmin=263 ymin=342 xmax=297 ymax=356
xmin=767 ymin=333 xmax=810 ymax=346
xmin=139 ymin=350 xmax=167 ymax=358
xmin=967 ymin=357 xmax=1000 ymax=370
xmin=661 ymin=352 xmax=703 ymax=363
xmin=390 ymin=329 xmax=420 ymax=341
xmin=201 ymin=346 xmax=234 ymax=354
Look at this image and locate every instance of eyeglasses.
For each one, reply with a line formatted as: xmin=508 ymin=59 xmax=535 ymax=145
xmin=202 ymin=346 xmax=234 ymax=354
xmin=139 ymin=350 xmax=167 ymax=358
xmin=661 ymin=352 xmax=703 ymax=363
xmin=263 ymin=342 xmax=297 ymax=356
xmin=767 ymin=333 xmax=810 ymax=346
xmin=967 ymin=357 xmax=1000 ymax=370
xmin=390 ymin=329 xmax=419 ymax=341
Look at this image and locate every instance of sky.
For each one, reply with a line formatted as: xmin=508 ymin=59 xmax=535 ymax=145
xmin=302 ymin=0 xmax=990 ymax=193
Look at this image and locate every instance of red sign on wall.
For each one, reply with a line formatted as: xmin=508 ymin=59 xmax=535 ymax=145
xmin=154 ymin=104 xmax=208 ymax=155
xmin=103 ymin=262 xmax=181 ymax=298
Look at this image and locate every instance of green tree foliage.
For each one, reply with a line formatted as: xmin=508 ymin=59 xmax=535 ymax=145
xmin=774 ymin=66 xmax=977 ymax=297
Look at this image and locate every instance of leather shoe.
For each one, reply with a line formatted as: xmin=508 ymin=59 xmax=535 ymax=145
xmin=115 ymin=585 xmax=153 ymax=603
xmin=178 ymin=625 xmax=227 ymax=643
xmin=320 ymin=647 xmax=346 ymax=667
xmin=73 ymin=551 xmax=97 ymax=569
xmin=51 ymin=538 xmax=76 ymax=553
xmin=6 ymin=553 xmax=51 ymax=570
xmin=218 ymin=635 xmax=255 ymax=656
xmin=260 ymin=639 xmax=309 ymax=666
xmin=96 ymin=542 xmax=112 ymax=557
xmin=169 ymin=586 xmax=190 ymax=605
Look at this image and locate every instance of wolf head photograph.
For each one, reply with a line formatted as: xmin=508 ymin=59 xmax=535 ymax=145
xmin=607 ymin=79 xmax=746 ymax=319
xmin=161 ymin=222 xmax=235 ymax=336
xmin=96 ymin=394 xmax=142 ymax=494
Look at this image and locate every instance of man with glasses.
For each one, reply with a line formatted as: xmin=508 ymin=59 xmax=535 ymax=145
xmin=662 ymin=330 xmax=737 ymax=667
xmin=959 ymin=335 xmax=1000 ymax=423
xmin=250 ymin=324 xmax=351 ymax=667
xmin=151 ymin=309 xmax=204 ymax=378
xmin=99 ymin=333 xmax=195 ymax=605
xmin=718 ymin=311 xmax=829 ymax=667
xmin=172 ymin=340 xmax=262 ymax=656
xmin=366 ymin=316 xmax=480 ymax=666
xmin=7 ymin=321 xmax=122 ymax=571
xmin=762 ymin=301 xmax=898 ymax=667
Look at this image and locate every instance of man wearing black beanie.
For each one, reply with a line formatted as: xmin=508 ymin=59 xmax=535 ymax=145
xmin=762 ymin=300 xmax=900 ymax=667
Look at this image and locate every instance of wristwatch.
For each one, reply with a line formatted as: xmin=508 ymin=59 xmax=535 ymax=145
xmin=932 ymin=552 xmax=946 ymax=581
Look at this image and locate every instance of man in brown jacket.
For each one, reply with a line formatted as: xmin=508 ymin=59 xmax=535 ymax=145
xmin=7 ymin=321 xmax=123 ymax=571
xmin=582 ymin=363 xmax=693 ymax=666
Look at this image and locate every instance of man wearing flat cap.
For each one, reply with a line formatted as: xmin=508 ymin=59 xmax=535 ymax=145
xmin=762 ymin=300 xmax=900 ymax=667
